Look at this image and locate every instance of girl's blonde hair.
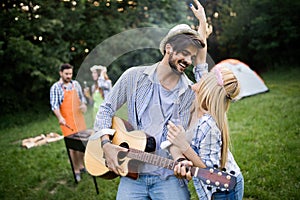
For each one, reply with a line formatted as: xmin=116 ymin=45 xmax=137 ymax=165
xmin=193 ymin=66 xmax=240 ymax=168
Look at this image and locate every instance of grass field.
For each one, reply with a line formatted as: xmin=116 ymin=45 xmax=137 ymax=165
xmin=0 ymin=67 xmax=299 ymax=200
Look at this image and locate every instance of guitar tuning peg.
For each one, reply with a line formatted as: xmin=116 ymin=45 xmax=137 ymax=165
xmin=224 ymin=183 xmax=229 ymax=189
xmin=213 ymin=164 xmax=218 ymax=168
xmin=207 ymin=186 xmax=212 ymax=191
xmin=230 ymin=170 xmax=235 ymax=175
xmin=222 ymin=168 xmax=226 ymax=172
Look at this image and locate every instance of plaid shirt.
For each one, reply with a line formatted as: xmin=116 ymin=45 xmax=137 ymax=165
xmin=50 ymin=80 xmax=86 ymax=111
xmin=94 ymin=62 xmax=207 ymax=137
xmin=191 ymin=113 xmax=241 ymax=200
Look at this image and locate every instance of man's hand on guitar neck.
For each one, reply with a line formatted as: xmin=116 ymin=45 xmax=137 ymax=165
xmin=102 ymin=139 xmax=127 ymax=175
xmin=174 ymin=159 xmax=193 ymax=181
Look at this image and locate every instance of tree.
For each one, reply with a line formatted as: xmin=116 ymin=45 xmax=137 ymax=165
xmin=0 ymin=0 xmax=200 ymax=114
xmin=216 ymin=0 xmax=300 ymax=70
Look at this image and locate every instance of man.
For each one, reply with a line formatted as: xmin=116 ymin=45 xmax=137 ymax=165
xmin=93 ymin=1 xmax=209 ymax=199
xmin=50 ymin=63 xmax=87 ymax=182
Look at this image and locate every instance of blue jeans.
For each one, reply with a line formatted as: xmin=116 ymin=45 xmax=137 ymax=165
xmin=116 ymin=175 xmax=190 ymax=200
xmin=212 ymin=174 xmax=244 ymax=200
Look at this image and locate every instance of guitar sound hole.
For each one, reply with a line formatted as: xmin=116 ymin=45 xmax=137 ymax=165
xmin=120 ymin=142 xmax=129 ymax=149
xmin=118 ymin=142 xmax=129 ymax=159
xmin=118 ymin=151 xmax=127 ymax=159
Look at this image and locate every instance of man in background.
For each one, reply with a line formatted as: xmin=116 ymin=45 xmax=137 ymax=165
xmin=50 ymin=63 xmax=87 ymax=182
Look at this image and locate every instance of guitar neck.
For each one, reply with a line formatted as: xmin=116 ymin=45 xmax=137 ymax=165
xmin=127 ymin=148 xmax=203 ymax=178
xmin=127 ymin=148 xmax=236 ymax=191
xmin=127 ymin=148 xmax=177 ymax=170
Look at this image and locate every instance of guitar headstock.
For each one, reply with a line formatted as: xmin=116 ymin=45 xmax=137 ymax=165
xmin=191 ymin=167 xmax=237 ymax=191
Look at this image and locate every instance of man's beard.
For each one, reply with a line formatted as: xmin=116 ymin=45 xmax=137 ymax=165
xmin=62 ymin=77 xmax=71 ymax=83
xmin=168 ymin=52 xmax=189 ymax=75
xmin=168 ymin=52 xmax=182 ymax=75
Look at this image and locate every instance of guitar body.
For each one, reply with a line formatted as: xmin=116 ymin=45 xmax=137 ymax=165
xmin=84 ymin=117 xmax=149 ymax=179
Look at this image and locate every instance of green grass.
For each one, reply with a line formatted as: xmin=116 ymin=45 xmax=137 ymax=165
xmin=0 ymin=67 xmax=299 ymax=200
xmin=227 ymin=67 xmax=300 ymax=199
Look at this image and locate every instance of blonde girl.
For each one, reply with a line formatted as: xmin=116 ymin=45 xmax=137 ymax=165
xmin=167 ymin=66 xmax=244 ymax=200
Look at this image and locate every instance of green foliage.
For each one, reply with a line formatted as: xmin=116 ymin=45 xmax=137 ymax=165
xmin=217 ymin=0 xmax=300 ymax=69
xmin=0 ymin=0 xmax=193 ymax=114
xmin=0 ymin=35 xmax=53 ymax=113
xmin=1 ymin=0 xmax=299 ymax=115
xmin=228 ymin=67 xmax=300 ymax=199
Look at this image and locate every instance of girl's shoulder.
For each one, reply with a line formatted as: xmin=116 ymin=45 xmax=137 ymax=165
xmin=199 ymin=113 xmax=217 ymax=128
xmin=200 ymin=113 xmax=214 ymax=123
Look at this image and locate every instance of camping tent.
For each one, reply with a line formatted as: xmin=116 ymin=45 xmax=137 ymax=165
xmin=214 ymin=59 xmax=269 ymax=99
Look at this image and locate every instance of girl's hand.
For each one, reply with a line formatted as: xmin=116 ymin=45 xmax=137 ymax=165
xmin=167 ymin=121 xmax=190 ymax=152
xmin=190 ymin=0 xmax=212 ymax=41
xmin=190 ymin=0 xmax=206 ymax=25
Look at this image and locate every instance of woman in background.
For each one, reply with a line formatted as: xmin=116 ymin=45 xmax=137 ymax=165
xmin=97 ymin=66 xmax=112 ymax=99
xmin=84 ymin=65 xmax=111 ymax=120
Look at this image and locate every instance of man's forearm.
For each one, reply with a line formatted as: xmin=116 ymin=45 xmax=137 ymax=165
xmin=53 ymin=109 xmax=63 ymax=121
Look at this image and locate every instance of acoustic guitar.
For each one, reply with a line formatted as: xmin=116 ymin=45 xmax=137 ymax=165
xmin=84 ymin=116 xmax=237 ymax=191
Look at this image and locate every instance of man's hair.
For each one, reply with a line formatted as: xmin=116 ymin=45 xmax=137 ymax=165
xmin=165 ymin=34 xmax=203 ymax=54
xmin=60 ymin=63 xmax=73 ymax=72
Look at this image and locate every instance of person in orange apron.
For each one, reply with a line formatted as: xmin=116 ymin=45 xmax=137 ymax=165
xmin=50 ymin=63 xmax=87 ymax=182
xmin=60 ymin=83 xmax=86 ymax=136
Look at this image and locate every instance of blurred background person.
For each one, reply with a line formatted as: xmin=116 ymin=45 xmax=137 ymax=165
xmin=50 ymin=63 xmax=87 ymax=182
xmin=97 ymin=65 xmax=112 ymax=99
xmin=84 ymin=65 xmax=112 ymax=120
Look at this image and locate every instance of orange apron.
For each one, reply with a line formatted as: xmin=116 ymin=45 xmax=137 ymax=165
xmin=60 ymin=84 xmax=86 ymax=136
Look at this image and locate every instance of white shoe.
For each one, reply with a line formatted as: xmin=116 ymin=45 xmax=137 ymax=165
xmin=75 ymin=173 xmax=81 ymax=182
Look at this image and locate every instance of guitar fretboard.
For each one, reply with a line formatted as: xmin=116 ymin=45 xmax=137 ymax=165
xmin=127 ymin=148 xmax=177 ymax=170
xmin=126 ymin=148 xmax=236 ymax=191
